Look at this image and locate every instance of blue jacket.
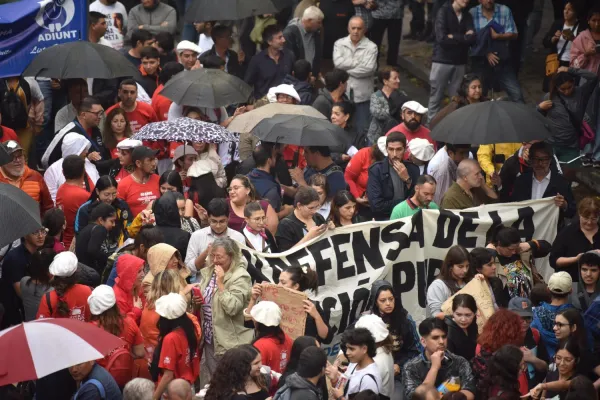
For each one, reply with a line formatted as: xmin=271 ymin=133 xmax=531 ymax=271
xmin=248 ymin=168 xmax=282 ymax=213
xmin=531 ymin=302 xmax=574 ymax=358
xmin=367 ymin=158 xmax=420 ymax=220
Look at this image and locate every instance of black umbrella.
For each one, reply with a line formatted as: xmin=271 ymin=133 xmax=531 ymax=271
xmin=0 ymin=183 xmax=42 ymax=248
xmin=22 ymin=41 xmax=140 ymax=79
xmin=186 ymin=0 xmax=294 ymax=22
xmin=160 ymin=68 xmax=252 ymax=108
xmin=252 ymin=114 xmax=350 ymax=149
xmin=430 ymin=101 xmax=556 ymax=145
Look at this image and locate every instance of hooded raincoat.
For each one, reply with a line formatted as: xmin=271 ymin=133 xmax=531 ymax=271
xmin=114 ymin=254 xmax=145 ymax=323
xmin=152 ymin=192 xmax=191 ymax=258
xmin=142 ymin=243 xmax=190 ymax=298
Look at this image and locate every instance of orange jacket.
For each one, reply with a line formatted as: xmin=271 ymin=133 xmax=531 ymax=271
xmin=0 ymin=165 xmax=53 ymax=217
xmin=151 ymin=84 xmax=172 ymax=122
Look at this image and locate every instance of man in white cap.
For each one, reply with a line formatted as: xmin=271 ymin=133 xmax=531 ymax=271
xmin=531 ymin=271 xmax=574 ymax=356
xmin=112 ymin=138 xmax=143 ymax=182
xmin=267 ymin=84 xmax=302 ymax=104
xmin=386 ymin=101 xmax=435 ymax=161
xmin=390 ymin=174 xmax=439 ymax=219
xmin=176 ymin=40 xmax=202 ymax=71
xmin=408 ymin=138 xmax=435 ymax=175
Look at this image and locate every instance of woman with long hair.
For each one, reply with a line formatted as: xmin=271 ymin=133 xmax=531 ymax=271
xmin=36 ymin=252 xmax=92 ymax=321
xmin=75 ymin=203 xmax=117 ymax=274
xmin=426 ymin=245 xmax=472 ymax=318
xmin=537 ymin=66 xmax=598 ymax=164
xmin=308 ymin=173 xmax=331 ymax=221
xmin=88 ymin=285 xmax=146 ymax=386
xmin=479 ymin=345 xmax=524 ymax=399
xmin=530 ymin=339 xmax=581 ymax=400
xmin=470 ymin=247 xmax=509 ymax=309
xmin=150 ymin=293 xmax=200 ymax=399
xmin=250 ymin=301 xmax=293 ymax=374
xmin=20 ymin=248 xmax=54 ymax=322
xmin=204 ymin=344 xmax=270 ymax=400
xmin=103 ymin=108 xmax=132 ymax=159
xmin=142 ymin=243 xmax=190 ymax=299
xmin=42 ymin=208 xmax=66 ymax=253
xmin=227 ymin=174 xmax=278 ymax=235
xmin=74 ymin=175 xmax=134 ymax=248
xmin=329 ymin=190 xmax=361 ymax=227
xmin=331 ymin=101 xmax=368 ymax=168
xmin=429 ymin=74 xmax=486 ymax=130
xmin=247 ymin=265 xmax=332 ymax=343
xmin=367 ymin=280 xmax=420 ymax=388
xmin=355 ymin=314 xmax=395 ymax=399
xmin=445 ymin=294 xmax=478 ymax=361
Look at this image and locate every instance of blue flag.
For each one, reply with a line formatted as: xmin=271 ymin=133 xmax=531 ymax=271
xmin=0 ymin=0 xmax=87 ymax=78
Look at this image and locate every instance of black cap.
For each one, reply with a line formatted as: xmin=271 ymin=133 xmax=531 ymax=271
xmin=131 ymin=146 xmax=159 ymax=163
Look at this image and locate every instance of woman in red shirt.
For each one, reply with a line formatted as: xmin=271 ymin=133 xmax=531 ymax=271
xmin=36 ymin=252 xmax=92 ymax=321
xmin=150 ymin=293 xmax=200 ymax=399
xmin=250 ymin=301 xmax=293 ymax=374
xmin=103 ymin=108 xmax=132 ymax=159
xmin=344 ymin=142 xmax=386 ymax=203
xmin=87 ymin=284 xmax=146 ymax=386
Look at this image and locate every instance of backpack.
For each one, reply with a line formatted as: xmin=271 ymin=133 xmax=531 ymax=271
xmin=74 ymin=378 xmax=106 ymax=400
xmin=0 ymin=78 xmax=31 ymax=130
xmin=104 ymin=347 xmax=134 ymax=387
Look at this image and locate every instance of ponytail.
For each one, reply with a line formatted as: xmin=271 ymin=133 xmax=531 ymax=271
xmin=52 ymin=275 xmax=77 ymax=317
xmin=283 ymin=266 xmax=319 ymax=294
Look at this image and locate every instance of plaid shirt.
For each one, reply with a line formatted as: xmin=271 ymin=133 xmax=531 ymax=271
xmin=354 ymin=6 xmax=373 ymax=30
xmin=469 ymin=4 xmax=517 ymax=33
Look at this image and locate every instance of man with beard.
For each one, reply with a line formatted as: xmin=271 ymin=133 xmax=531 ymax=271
xmin=105 ymin=79 xmax=159 ymax=133
xmin=126 ymin=0 xmax=176 ymax=39
xmin=90 ymin=0 xmax=128 ymax=50
xmin=42 ymin=96 xmax=109 ymax=170
xmin=390 ymin=174 xmax=438 ymax=219
xmin=441 ymin=158 xmax=499 ymax=210
xmin=386 ymin=101 xmax=436 ymax=160
xmin=0 ymin=141 xmax=53 ymax=217
xmin=367 ymin=131 xmax=420 ymax=220
xmin=402 ymin=318 xmax=475 ymax=399
xmin=116 ymin=146 xmax=160 ymax=216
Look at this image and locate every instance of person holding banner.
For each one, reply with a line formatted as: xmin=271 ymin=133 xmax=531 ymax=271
xmin=247 ymin=265 xmax=333 ymax=343
xmin=330 ymin=190 xmax=363 ymax=227
xmin=250 ymin=300 xmax=294 ymax=374
xmin=426 ymin=245 xmax=473 ymax=318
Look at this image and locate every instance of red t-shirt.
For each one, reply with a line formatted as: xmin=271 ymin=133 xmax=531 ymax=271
xmin=36 ymin=284 xmax=93 ymax=321
xmin=0 ymin=126 xmax=19 ymax=143
xmin=253 ymin=334 xmax=293 ymax=373
xmin=93 ymin=316 xmax=144 ymax=368
xmin=151 ymin=84 xmax=172 ymax=121
xmin=106 ymin=102 xmax=158 ymax=133
xmin=158 ymin=328 xmax=200 ymax=384
xmin=386 ymin=123 xmax=436 ymax=160
xmin=115 ymin=167 xmax=131 ymax=183
xmin=117 ymin=174 xmax=160 ymax=216
xmin=56 ymin=183 xmax=93 ymax=249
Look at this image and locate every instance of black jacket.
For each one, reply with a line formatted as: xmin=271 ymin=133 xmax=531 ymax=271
xmin=367 ymin=158 xmax=420 ymax=220
xmin=276 ymin=212 xmax=326 ymax=252
xmin=542 ymin=19 xmax=585 ymax=54
xmin=499 ymin=150 xmax=561 ymax=201
xmin=200 ymin=46 xmax=246 ymax=79
xmin=445 ymin=316 xmax=478 ymax=362
xmin=509 ymin=170 xmax=576 ymax=223
xmin=283 ymin=22 xmax=322 ymax=77
xmin=283 ymin=74 xmax=316 ymax=105
xmin=152 ymin=192 xmax=191 ymax=258
xmin=432 ymin=3 xmax=476 ymax=65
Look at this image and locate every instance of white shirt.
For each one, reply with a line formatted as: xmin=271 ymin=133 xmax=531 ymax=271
xmin=531 ymin=171 xmax=551 ymax=200
xmin=198 ymin=34 xmax=214 ymax=54
xmin=427 ymin=147 xmax=473 ymax=175
xmin=346 ymin=362 xmax=382 ymax=396
xmin=556 ymin=23 xmax=579 ymax=62
xmin=89 ymin=0 xmax=128 ymax=50
xmin=373 ymin=348 xmax=395 ymax=399
xmin=185 ymin=226 xmax=245 ymax=281
xmin=243 ymin=226 xmax=271 ymax=253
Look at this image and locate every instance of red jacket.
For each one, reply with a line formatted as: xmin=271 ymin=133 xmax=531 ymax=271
xmin=114 ymin=254 xmax=145 ymax=324
xmin=344 ymin=146 xmax=372 ymax=198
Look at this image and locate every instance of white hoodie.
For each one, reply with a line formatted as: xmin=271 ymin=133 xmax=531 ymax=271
xmin=44 ymin=133 xmax=100 ymax=203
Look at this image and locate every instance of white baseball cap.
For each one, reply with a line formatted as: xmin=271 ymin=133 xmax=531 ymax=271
xmin=548 ymin=271 xmax=573 ymax=295
xmin=250 ymin=301 xmax=282 ymax=327
xmin=402 ymin=100 xmax=428 ymax=115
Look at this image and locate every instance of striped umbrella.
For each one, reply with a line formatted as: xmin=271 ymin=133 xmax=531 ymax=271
xmin=0 ymin=318 xmax=124 ymax=386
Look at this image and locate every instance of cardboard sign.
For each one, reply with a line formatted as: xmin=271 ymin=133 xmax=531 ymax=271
xmin=441 ymin=278 xmax=496 ymax=333
xmin=261 ymin=283 xmax=308 ymax=339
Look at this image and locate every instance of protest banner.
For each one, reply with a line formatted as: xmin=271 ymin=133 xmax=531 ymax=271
xmin=441 ymin=279 xmax=496 ymax=333
xmin=241 ymin=198 xmax=559 ymax=356
xmin=260 ymin=283 xmax=308 ymax=339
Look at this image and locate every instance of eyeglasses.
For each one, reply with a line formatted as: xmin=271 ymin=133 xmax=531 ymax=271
xmin=32 ymin=228 xmax=48 ymax=237
xmin=85 ymin=109 xmax=105 ymax=117
xmin=554 ymin=322 xmax=571 ymax=328
xmin=10 ymin=152 xmax=25 ymax=161
xmin=581 ymin=215 xmax=600 ymax=222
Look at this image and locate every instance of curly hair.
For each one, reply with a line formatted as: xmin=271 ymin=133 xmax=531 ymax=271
xmin=477 ymin=309 xmax=524 ymax=352
xmin=204 ymin=345 xmax=259 ymax=400
xmin=52 ymin=274 xmax=78 ymax=317
xmin=479 ymin=345 xmax=523 ymax=398
xmin=92 ymin=304 xmax=124 ymax=337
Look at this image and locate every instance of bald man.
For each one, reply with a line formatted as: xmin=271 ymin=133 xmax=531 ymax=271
xmin=441 ymin=159 xmax=498 ymax=210
xmin=164 ymin=379 xmax=192 ymax=400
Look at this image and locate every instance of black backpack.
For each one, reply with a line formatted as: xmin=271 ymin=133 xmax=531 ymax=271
xmin=0 ymin=78 xmax=31 ymax=130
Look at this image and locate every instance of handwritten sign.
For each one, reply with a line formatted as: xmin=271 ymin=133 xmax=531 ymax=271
xmin=441 ymin=279 xmax=496 ymax=333
xmin=261 ymin=283 xmax=308 ymax=339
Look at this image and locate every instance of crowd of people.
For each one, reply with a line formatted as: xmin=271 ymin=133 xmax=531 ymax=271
xmin=1 ymin=0 xmax=600 ymax=398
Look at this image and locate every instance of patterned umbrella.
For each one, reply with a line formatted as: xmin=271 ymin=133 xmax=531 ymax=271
xmin=0 ymin=318 xmax=124 ymax=385
xmin=131 ymin=118 xmax=239 ymax=143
